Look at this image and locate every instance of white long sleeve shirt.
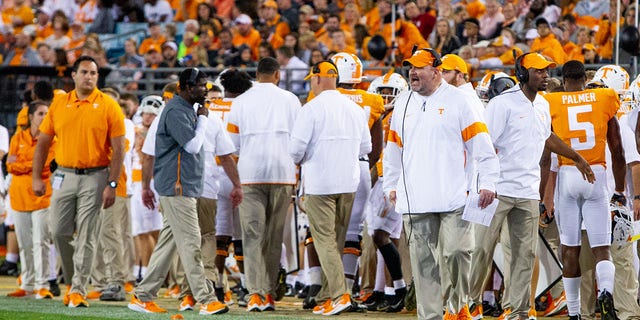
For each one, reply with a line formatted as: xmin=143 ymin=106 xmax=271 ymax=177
xmin=484 ymin=85 xmax=552 ymax=200
xmin=201 ymin=113 xmax=236 ymax=199
xmin=383 ymin=80 xmax=499 ymax=213
xmin=290 ymin=90 xmax=372 ymax=195
xmin=227 ymin=82 xmax=300 ymax=184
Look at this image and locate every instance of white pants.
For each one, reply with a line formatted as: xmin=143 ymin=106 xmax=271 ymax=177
xmin=14 ymin=208 xmax=51 ymax=291
xmin=366 ymin=178 xmax=402 ymax=239
xmin=130 ymin=181 xmax=162 ymax=236
xmin=347 ymin=161 xmax=371 ymax=241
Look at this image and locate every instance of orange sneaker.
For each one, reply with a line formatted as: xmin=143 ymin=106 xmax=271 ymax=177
xmin=35 ymin=288 xmax=54 ymax=299
xmin=542 ymin=292 xmax=567 ymax=316
xmin=16 ymin=274 xmax=21 ymax=286
xmin=313 ymin=299 xmax=332 ymax=315
xmin=179 ymin=295 xmax=196 ymax=311
xmin=68 ymin=292 xmax=89 ymax=308
xmin=128 ymin=295 xmax=167 ymax=313
xmin=224 ymin=290 xmax=234 ymax=305
xmin=124 ymin=282 xmax=134 ymax=293
xmin=322 ymin=293 xmax=352 ymax=316
xmin=163 ymin=285 xmax=180 ymax=298
xmin=444 ymin=310 xmax=457 ymax=320
xmin=498 ymin=308 xmax=511 ymax=320
xmin=7 ymin=289 xmax=33 ymax=297
xmin=470 ymin=303 xmax=483 ymax=320
xmin=261 ymin=293 xmax=275 ymax=311
xmin=86 ymin=290 xmax=102 ymax=300
xmin=458 ymin=305 xmax=473 ymax=320
xmin=358 ymin=291 xmax=373 ymax=303
xmin=62 ymin=285 xmax=71 ymax=306
xmin=199 ymin=301 xmax=229 ymax=315
xmin=247 ymin=294 xmax=263 ymax=312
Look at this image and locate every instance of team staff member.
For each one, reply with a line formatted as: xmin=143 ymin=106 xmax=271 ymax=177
xmin=383 ymin=49 xmax=499 ymax=320
xmin=129 ymin=68 xmax=237 ymax=315
xmin=474 ymin=55 xmax=594 ymax=320
xmin=290 ymin=60 xmax=372 ymax=316
xmin=32 ymin=56 xmax=126 ymax=308
xmin=7 ymin=101 xmax=56 ymax=299
xmin=226 ymin=57 xmax=300 ymax=311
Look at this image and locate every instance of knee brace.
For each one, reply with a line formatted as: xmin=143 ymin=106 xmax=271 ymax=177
xmin=304 ymin=230 xmax=314 ymax=247
xmin=216 ymin=239 xmax=230 ymax=257
xmin=232 ymin=240 xmax=243 ymax=262
xmin=343 ymin=240 xmax=362 ymax=257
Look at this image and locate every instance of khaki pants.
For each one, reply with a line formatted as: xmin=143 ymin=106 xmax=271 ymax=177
xmin=306 ymin=193 xmax=355 ymax=301
xmin=180 ymin=197 xmax=218 ymax=298
xmin=92 ymin=196 xmax=130 ymax=289
xmin=134 ymin=196 xmax=216 ymax=304
xmin=14 ymin=208 xmax=50 ymax=291
xmin=239 ymin=184 xmax=293 ymax=296
xmin=50 ymin=169 xmax=108 ymax=296
xmin=124 ymin=198 xmax=136 ymax=283
xmin=469 ymin=195 xmax=538 ymax=319
xmin=403 ymin=207 xmax=472 ymax=319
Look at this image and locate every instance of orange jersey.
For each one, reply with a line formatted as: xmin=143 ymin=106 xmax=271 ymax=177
xmin=307 ymin=88 xmax=385 ymax=129
xmin=545 ymin=88 xmax=619 ymax=167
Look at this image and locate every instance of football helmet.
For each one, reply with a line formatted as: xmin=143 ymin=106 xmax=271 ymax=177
xmin=624 ymin=74 xmax=640 ymax=112
xmin=610 ymin=202 xmax=633 ymax=248
xmin=368 ymin=71 xmax=408 ymax=105
xmin=476 ymin=71 xmax=510 ymax=102
xmin=331 ymin=52 xmax=363 ymax=84
xmin=587 ymin=65 xmax=630 ymax=93
xmin=139 ymin=95 xmax=164 ymax=115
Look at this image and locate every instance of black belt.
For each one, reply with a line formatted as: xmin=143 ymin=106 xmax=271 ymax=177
xmin=58 ymin=166 xmax=107 ymax=175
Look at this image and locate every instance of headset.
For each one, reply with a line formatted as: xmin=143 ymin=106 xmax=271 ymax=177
xmin=411 ymin=45 xmax=442 ymax=68
xmin=513 ymin=50 xmax=532 ymax=83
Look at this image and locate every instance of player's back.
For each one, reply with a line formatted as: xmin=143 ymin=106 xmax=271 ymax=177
xmin=545 ymin=88 xmax=619 ymax=167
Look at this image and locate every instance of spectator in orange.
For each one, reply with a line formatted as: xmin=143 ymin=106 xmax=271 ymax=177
xmin=582 ymin=43 xmax=600 ymax=64
xmin=35 ymin=8 xmax=54 ymax=41
xmin=258 ymin=0 xmax=291 ymax=40
xmin=405 ymin=0 xmax=436 ymax=42
xmin=1 ymin=0 xmax=34 ymax=34
xmin=466 ymin=0 xmax=486 ymax=19
xmin=211 ymin=0 xmax=234 ymax=20
xmin=573 ymin=0 xmax=609 ymax=28
xmin=530 ymin=17 xmax=566 ymax=64
xmin=564 ymin=26 xmax=591 ymax=62
xmin=75 ymin=0 xmax=98 ymax=23
xmin=44 ymin=19 xmax=71 ymax=50
xmin=373 ymin=0 xmax=429 ymax=64
xmin=329 ymin=29 xmax=356 ymax=54
xmin=65 ymin=21 xmax=87 ymax=64
xmin=257 ymin=24 xmax=284 ymax=56
xmin=174 ymin=0 xmax=200 ymax=22
xmin=341 ymin=3 xmax=361 ymax=36
xmin=232 ymin=14 xmax=261 ymax=59
xmin=139 ymin=22 xmax=166 ymax=55
xmin=3 ymin=28 xmax=42 ymax=66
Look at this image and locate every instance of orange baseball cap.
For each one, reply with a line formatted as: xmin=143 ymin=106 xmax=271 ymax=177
xmin=261 ymin=0 xmax=278 ymax=9
xmin=402 ymin=49 xmax=438 ymax=68
xmin=582 ymin=43 xmax=596 ymax=51
xmin=439 ymin=54 xmax=468 ymax=74
xmin=522 ymin=53 xmax=556 ymax=69
xmin=304 ymin=61 xmax=338 ymax=80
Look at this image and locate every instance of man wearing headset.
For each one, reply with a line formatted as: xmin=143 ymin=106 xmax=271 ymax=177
xmin=382 ymin=48 xmax=499 ymax=320
xmin=472 ymin=53 xmax=594 ymax=320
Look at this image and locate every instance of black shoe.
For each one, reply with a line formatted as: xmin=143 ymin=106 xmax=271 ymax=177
xmin=404 ymin=280 xmax=416 ymax=311
xmin=302 ymin=284 xmax=321 ymax=309
xmin=386 ymin=287 xmax=407 ymax=313
xmin=49 ymin=280 xmax=60 ymax=297
xmin=363 ymin=291 xmax=384 ymax=309
xmin=284 ymin=283 xmax=295 ymax=297
xmin=214 ymin=287 xmax=225 ymax=302
xmin=275 ymin=267 xmax=287 ymax=301
xmin=297 ymin=285 xmax=309 ymax=299
xmin=597 ymin=290 xmax=618 ymax=320
xmin=237 ymin=287 xmax=249 ymax=307
xmin=347 ymin=301 xmax=368 ymax=313
xmin=483 ymin=301 xmax=500 ymax=316
xmin=569 ymin=315 xmax=582 ymax=320
xmin=294 ymin=281 xmax=304 ymax=295
xmin=0 ymin=260 xmax=18 ymax=276
xmin=373 ymin=295 xmax=393 ymax=312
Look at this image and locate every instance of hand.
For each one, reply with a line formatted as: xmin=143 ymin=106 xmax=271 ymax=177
xmin=142 ymin=188 xmax=156 ymax=210
xmin=574 ymin=156 xmax=595 ymax=183
xmin=102 ymin=186 xmax=116 ymax=209
xmin=538 ymin=202 xmax=554 ymax=228
xmin=32 ymin=177 xmax=46 ymax=196
xmin=477 ymin=189 xmax=496 ymax=209
xmin=6 ymin=155 xmax=16 ymax=164
xmin=388 ymin=191 xmax=397 ymax=206
xmin=611 ymin=192 xmax=627 ymax=207
xmin=197 ymin=104 xmax=209 ymax=117
xmin=229 ymin=186 xmax=243 ymax=208
xmin=633 ymin=199 xmax=640 ymax=221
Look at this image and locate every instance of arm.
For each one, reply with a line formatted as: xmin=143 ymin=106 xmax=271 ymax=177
xmin=289 ymin=108 xmax=313 ymax=165
xmin=635 ymin=111 xmax=640 ymax=154
xmin=218 ymin=154 xmax=243 ymax=208
xmin=539 ymin=147 xmax=551 ymax=197
xmin=544 ymin=132 xmax=595 ymax=183
xmin=102 ymin=135 xmax=125 ymax=209
xmin=141 ymin=154 xmax=156 ymax=209
xmin=607 ymin=116 xmax=626 ymax=193
xmin=368 ymin=118 xmax=383 ymax=169
xmin=6 ymin=135 xmax=31 ymax=175
xmin=183 ymin=105 xmax=210 ymax=154
xmin=32 ymin=132 xmax=53 ymax=196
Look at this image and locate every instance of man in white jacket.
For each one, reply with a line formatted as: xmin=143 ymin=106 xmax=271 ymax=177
xmin=383 ymin=49 xmax=499 ymax=320
xmin=290 ymin=60 xmax=372 ymax=316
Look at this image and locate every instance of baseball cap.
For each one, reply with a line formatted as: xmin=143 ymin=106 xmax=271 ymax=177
xmin=439 ymin=54 xmax=468 ymax=74
xmin=304 ymin=61 xmax=339 ymax=80
xmin=147 ymin=45 xmax=159 ymax=53
xmin=522 ymin=53 xmax=556 ymax=69
xmin=525 ymin=29 xmax=539 ymax=40
xmin=299 ymin=5 xmax=314 ymax=15
xmin=582 ymin=43 xmax=596 ymax=51
xmin=261 ymin=0 xmax=278 ymax=9
xmin=235 ymin=14 xmax=252 ymax=25
xmin=402 ymin=49 xmax=439 ymax=68
xmin=535 ymin=17 xmax=550 ymax=27
xmin=464 ymin=18 xmax=480 ymax=27
xmin=162 ymin=41 xmax=178 ymax=51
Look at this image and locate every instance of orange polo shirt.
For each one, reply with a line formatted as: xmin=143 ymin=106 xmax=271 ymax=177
xmin=7 ymin=129 xmax=56 ymax=212
xmin=232 ymin=29 xmax=261 ymax=59
xmin=2 ymin=4 xmax=34 ymax=34
xmin=39 ymin=88 xmax=126 ymax=169
xmin=139 ymin=35 xmax=167 ymax=55
xmin=174 ymin=0 xmax=202 ymax=21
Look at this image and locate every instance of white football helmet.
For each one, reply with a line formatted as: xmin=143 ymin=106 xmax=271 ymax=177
xmin=624 ymin=74 xmax=640 ymax=112
xmin=368 ymin=71 xmax=408 ymax=105
xmin=476 ymin=71 xmax=510 ymax=102
xmin=139 ymin=95 xmax=164 ymax=115
xmin=587 ymin=65 xmax=630 ymax=93
xmin=331 ymin=52 xmax=363 ymax=84
xmin=610 ymin=202 xmax=633 ymax=249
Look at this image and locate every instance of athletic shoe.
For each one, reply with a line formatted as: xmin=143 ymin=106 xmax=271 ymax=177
xmin=458 ymin=304 xmax=473 ymax=320
xmin=386 ymin=287 xmax=407 ymax=313
xmin=482 ymin=301 xmax=500 ymax=316
xmin=179 ymin=295 xmax=196 ymax=311
xmin=124 ymin=281 xmax=135 ymax=293
xmin=470 ymin=303 xmax=484 ymax=320
xmin=163 ymin=285 xmax=180 ymax=298
xmin=297 ymin=285 xmax=310 ymax=299
xmin=49 ymin=280 xmax=61 ymax=297
xmin=363 ymin=291 xmax=384 ymax=310
xmin=261 ymin=293 xmax=275 ymax=311
xmin=86 ymin=290 xmax=102 ymax=300
xmin=323 ymin=293 xmax=352 ymax=316
xmin=374 ymin=295 xmax=393 ymax=312
xmin=275 ymin=267 xmax=287 ymax=301
xmin=62 ymin=285 xmax=71 ymax=306
xmin=0 ymin=260 xmax=19 ymax=276
xmin=35 ymin=288 xmax=54 ymax=299
xmin=199 ymin=301 xmax=229 ymax=315
xmin=313 ymin=299 xmax=332 ymax=315
xmin=542 ymin=291 xmax=567 ymax=316
xmin=237 ymin=287 xmax=249 ymax=307
xmin=497 ymin=308 xmax=511 ymax=320
xmin=358 ymin=291 xmax=373 ymax=303
xmin=444 ymin=310 xmax=457 ymax=320
xmin=100 ymin=285 xmax=125 ymax=301
xmin=224 ymin=290 xmax=234 ymax=305
xmin=7 ymin=289 xmax=33 ymax=297
xmin=247 ymin=294 xmax=263 ymax=312
xmin=68 ymin=292 xmax=89 ymax=308
xmin=597 ymin=290 xmax=618 ymax=320
xmin=528 ymin=306 xmax=537 ymax=320
xmin=303 ymin=284 xmax=322 ymax=309
xmin=568 ymin=315 xmax=582 ymax=320
xmin=128 ymin=295 xmax=167 ymax=313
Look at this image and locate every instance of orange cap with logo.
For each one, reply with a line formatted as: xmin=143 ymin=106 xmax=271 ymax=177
xmin=522 ymin=53 xmax=556 ymax=69
xmin=439 ymin=54 xmax=468 ymax=74
xmin=402 ymin=49 xmax=439 ymax=68
xmin=304 ymin=61 xmax=339 ymax=80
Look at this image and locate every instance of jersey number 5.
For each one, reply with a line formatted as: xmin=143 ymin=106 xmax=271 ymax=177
xmin=567 ymin=104 xmax=596 ymax=151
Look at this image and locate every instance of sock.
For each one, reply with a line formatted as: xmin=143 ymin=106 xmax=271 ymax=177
xmin=240 ymin=273 xmax=246 ymax=287
xmin=384 ymin=286 xmax=395 ymax=295
xmin=140 ymin=266 xmax=148 ymax=278
xmin=49 ymin=245 xmax=57 ymax=280
xmin=378 ymin=242 xmax=403 ymax=280
xmin=393 ymin=279 xmax=406 ymax=290
xmin=483 ymin=291 xmax=495 ymax=305
xmin=6 ymin=253 xmax=18 ymax=263
xmin=563 ymin=276 xmax=581 ymax=316
xmin=133 ymin=265 xmax=140 ymax=278
xmin=374 ymin=251 xmax=386 ymax=292
xmin=595 ymin=260 xmax=615 ymax=294
xmin=308 ymin=266 xmax=322 ymax=285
